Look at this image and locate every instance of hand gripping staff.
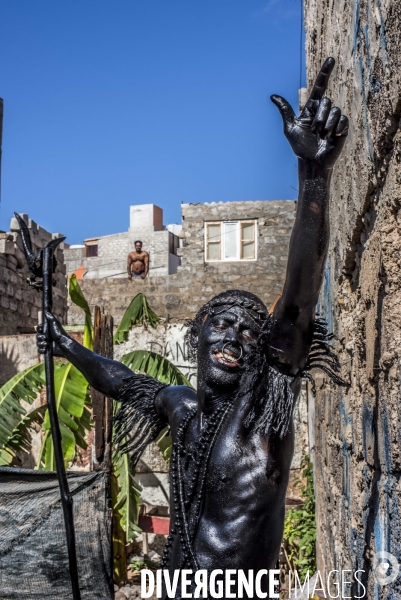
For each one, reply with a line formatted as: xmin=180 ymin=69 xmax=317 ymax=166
xmin=14 ymin=212 xmax=82 ymax=600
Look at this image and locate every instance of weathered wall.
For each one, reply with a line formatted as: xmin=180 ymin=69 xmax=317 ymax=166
xmin=0 ymin=334 xmax=38 ymax=386
xmin=0 ymin=214 xmax=67 ymax=336
xmin=67 ymin=200 xmax=296 ymax=325
xmin=304 ymin=0 xmax=401 ymax=595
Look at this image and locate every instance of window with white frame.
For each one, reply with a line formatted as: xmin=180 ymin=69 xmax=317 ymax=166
xmin=205 ymin=220 xmax=257 ymax=261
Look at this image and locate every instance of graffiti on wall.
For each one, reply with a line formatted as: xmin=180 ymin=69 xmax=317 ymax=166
xmin=113 ymin=323 xmax=198 ymax=387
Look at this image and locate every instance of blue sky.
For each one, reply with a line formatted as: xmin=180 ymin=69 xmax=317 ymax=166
xmin=0 ymin=0 xmax=304 ymax=244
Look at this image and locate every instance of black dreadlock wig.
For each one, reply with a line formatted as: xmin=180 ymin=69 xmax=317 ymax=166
xmin=184 ymin=289 xmax=346 ymax=438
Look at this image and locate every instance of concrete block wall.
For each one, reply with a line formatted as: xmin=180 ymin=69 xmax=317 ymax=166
xmin=65 ymin=227 xmax=177 ymax=278
xmin=304 ymin=0 xmax=401 ymax=595
xmin=0 ymin=214 xmax=67 ymax=335
xmin=63 ymin=246 xmax=85 ymax=274
xmin=67 ymin=200 xmax=296 ymax=326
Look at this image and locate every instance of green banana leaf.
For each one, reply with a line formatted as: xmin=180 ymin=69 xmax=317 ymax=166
xmin=111 ymin=472 xmax=128 ymax=584
xmin=120 ymin=350 xmax=192 ymax=387
xmin=38 ymin=361 xmax=92 ymax=470
xmin=113 ymin=349 xmax=193 ymax=537
xmin=113 ymin=447 xmax=142 ymax=544
xmin=156 ymin=428 xmax=173 ymax=463
xmin=0 ymin=363 xmax=46 ymax=465
xmin=113 ymin=293 xmax=160 ymax=344
xmin=69 ymin=274 xmax=93 ymax=350
xmin=1 ymin=405 xmax=47 ymax=465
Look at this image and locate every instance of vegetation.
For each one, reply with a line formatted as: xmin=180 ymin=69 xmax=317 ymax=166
xmin=0 ymin=363 xmax=46 ymax=465
xmin=69 ymin=274 xmax=94 ymax=349
xmin=0 ymin=282 xmax=191 ymax=582
xmin=283 ymin=455 xmax=316 ymax=579
xmin=113 ymin=292 xmax=159 ymax=344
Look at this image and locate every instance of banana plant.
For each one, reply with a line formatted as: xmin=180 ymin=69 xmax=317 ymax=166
xmin=112 ymin=350 xmax=192 ymax=556
xmin=113 ymin=293 xmax=159 ymax=344
xmin=37 ymin=362 xmax=92 ymax=470
xmin=0 ymin=276 xmax=94 ymax=469
xmin=69 ymin=274 xmax=94 ymax=350
xmin=0 ymin=283 xmax=193 ymax=554
xmin=120 ymin=349 xmax=192 ymax=465
xmin=0 ymin=363 xmax=46 ymax=466
xmin=37 ymin=276 xmax=93 ymax=469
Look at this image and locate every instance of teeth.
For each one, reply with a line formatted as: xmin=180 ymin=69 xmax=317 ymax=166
xmin=215 ymin=351 xmax=238 ymax=363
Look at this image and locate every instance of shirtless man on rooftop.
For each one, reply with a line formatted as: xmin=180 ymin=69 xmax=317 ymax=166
xmin=127 ymin=241 xmax=149 ymax=280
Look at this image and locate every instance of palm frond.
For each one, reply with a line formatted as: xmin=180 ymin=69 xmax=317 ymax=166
xmin=69 ymin=273 xmax=94 ymax=350
xmin=0 ymin=363 xmax=46 ymax=466
xmin=113 ymin=294 xmax=160 ymax=344
xmin=120 ymin=350 xmax=192 ymax=387
xmin=38 ymin=362 xmax=92 ymax=470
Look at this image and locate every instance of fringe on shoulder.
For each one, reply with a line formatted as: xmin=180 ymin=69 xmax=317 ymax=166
xmin=235 ymin=313 xmax=294 ymax=439
xmin=243 ymin=314 xmax=347 ymax=439
xmin=242 ymin=357 xmax=295 ymax=439
xmin=113 ymin=373 xmax=168 ymax=467
xmin=301 ymin=316 xmax=347 ymax=395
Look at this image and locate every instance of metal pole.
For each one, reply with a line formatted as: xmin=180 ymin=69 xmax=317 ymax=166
xmin=42 ymin=245 xmax=81 ymax=600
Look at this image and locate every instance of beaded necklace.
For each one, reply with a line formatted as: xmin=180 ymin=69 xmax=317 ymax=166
xmin=160 ymin=399 xmax=232 ymax=570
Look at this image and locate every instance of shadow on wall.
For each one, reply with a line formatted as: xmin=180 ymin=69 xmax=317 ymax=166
xmin=0 ymin=344 xmax=20 ymax=387
xmin=0 ymin=335 xmax=40 ymax=387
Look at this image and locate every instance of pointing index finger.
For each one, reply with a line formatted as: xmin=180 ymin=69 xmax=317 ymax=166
xmin=309 ymin=57 xmax=335 ymax=101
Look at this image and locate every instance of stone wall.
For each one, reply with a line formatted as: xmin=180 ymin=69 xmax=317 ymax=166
xmin=0 ymin=334 xmax=38 ymax=386
xmin=67 ymin=200 xmax=296 ymax=325
xmin=304 ymin=0 xmax=401 ymax=595
xmin=0 ymin=214 xmax=67 ymax=336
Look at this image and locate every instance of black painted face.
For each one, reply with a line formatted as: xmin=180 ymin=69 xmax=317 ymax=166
xmin=196 ymin=305 xmax=260 ymax=390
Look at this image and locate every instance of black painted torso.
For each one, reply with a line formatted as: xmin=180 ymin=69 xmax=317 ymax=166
xmin=160 ymin=378 xmax=300 ymax=597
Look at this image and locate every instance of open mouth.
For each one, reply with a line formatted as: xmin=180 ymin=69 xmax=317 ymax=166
xmin=213 ymin=348 xmax=242 ymax=368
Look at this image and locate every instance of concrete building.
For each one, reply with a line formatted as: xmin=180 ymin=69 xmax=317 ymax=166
xmin=304 ymin=0 xmax=401 ymax=596
xmin=64 ymin=203 xmax=181 ymax=279
xmin=67 ymin=199 xmax=296 ymax=324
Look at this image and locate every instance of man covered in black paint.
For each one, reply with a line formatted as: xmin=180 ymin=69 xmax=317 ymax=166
xmin=38 ymin=58 xmax=348 ymax=597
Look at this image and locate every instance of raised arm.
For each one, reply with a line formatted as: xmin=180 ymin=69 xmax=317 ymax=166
xmin=38 ymin=312 xmax=134 ymax=398
xmin=267 ymin=58 xmax=348 ymax=375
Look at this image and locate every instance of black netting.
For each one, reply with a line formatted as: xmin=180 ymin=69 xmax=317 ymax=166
xmin=0 ymin=467 xmax=113 ymax=600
